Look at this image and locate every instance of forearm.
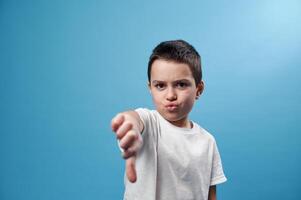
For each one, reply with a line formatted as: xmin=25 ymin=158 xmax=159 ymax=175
xmin=208 ymin=185 xmax=216 ymax=200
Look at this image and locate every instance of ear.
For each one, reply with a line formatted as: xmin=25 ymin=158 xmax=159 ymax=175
xmin=195 ymin=81 xmax=205 ymax=100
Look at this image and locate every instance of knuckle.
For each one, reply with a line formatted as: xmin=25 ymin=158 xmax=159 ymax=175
xmin=116 ymin=130 xmax=123 ymax=139
xmin=127 ymin=147 xmax=134 ymax=154
xmin=112 ymin=114 xmax=121 ymax=123
xmin=119 ymin=138 xmax=126 ymax=148
xmin=111 ymin=118 xmax=115 ymax=126
xmin=125 ymin=122 xmax=133 ymax=129
xmin=117 ymin=122 xmax=133 ymax=137
xmin=123 ymin=148 xmax=135 ymax=159
xmin=119 ymin=129 xmax=139 ymax=149
xmin=119 ymin=142 xmax=127 ymax=149
xmin=116 ymin=113 xmax=123 ymax=119
xmin=122 ymin=123 xmax=133 ymax=133
xmin=128 ymin=130 xmax=138 ymax=138
xmin=116 ymin=134 xmax=122 ymax=140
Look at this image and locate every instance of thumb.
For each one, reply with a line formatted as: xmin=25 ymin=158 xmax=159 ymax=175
xmin=126 ymin=156 xmax=137 ymax=183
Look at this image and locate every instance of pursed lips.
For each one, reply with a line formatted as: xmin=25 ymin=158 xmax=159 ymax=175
xmin=165 ymin=103 xmax=179 ymax=111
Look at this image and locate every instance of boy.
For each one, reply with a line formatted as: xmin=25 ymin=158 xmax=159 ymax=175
xmin=111 ymin=40 xmax=227 ymax=200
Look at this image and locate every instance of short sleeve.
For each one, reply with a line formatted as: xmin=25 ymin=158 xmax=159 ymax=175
xmin=210 ymin=140 xmax=227 ymax=186
xmin=135 ymin=108 xmax=158 ymax=136
xmin=135 ymin=108 xmax=150 ymax=134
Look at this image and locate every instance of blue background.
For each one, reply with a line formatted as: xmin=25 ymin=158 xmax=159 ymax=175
xmin=1 ymin=0 xmax=300 ymax=199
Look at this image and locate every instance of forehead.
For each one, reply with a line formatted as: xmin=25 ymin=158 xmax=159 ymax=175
xmin=150 ymin=59 xmax=193 ymax=81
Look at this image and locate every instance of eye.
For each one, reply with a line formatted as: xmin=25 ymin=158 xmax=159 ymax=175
xmin=176 ymin=81 xmax=189 ymax=89
xmin=154 ymin=83 xmax=166 ymax=90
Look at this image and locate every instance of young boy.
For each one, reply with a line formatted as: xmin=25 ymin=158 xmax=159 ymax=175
xmin=111 ymin=40 xmax=227 ymax=200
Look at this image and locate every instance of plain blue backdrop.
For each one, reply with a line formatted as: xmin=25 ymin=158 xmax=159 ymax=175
xmin=1 ymin=0 xmax=300 ymax=199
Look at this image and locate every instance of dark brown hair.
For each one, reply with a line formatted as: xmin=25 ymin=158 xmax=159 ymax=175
xmin=148 ymin=40 xmax=202 ymax=85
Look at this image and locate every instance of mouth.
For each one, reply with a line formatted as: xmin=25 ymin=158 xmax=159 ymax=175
xmin=165 ymin=104 xmax=179 ymax=112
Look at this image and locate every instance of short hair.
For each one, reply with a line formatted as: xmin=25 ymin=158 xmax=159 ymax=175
xmin=148 ymin=40 xmax=202 ymax=85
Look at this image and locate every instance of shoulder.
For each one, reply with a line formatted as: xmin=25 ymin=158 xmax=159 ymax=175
xmin=135 ymin=108 xmax=156 ymax=115
xmin=193 ymin=122 xmax=217 ymax=145
xmin=134 ymin=108 xmax=160 ymax=127
xmin=135 ymin=108 xmax=158 ymax=120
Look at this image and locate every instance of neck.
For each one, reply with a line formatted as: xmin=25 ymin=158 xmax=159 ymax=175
xmin=170 ymin=117 xmax=192 ymax=129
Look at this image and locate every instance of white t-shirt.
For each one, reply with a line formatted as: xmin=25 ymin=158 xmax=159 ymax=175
xmin=123 ymin=108 xmax=227 ymax=200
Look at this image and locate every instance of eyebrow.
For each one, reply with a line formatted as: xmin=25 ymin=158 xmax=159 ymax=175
xmin=151 ymin=79 xmax=191 ymax=84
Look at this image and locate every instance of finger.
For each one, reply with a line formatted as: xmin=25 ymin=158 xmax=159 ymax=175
xmin=122 ymin=135 xmax=143 ymax=159
xmin=126 ymin=156 xmax=137 ymax=183
xmin=116 ymin=122 xmax=133 ymax=140
xmin=111 ymin=114 xmax=125 ymax=132
xmin=122 ymin=146 xmax=136 ymax=159
xmin=119 ymin=130 xmax=137 ymax=150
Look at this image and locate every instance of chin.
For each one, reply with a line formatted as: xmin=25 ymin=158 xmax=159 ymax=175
xmin=161 ymin=112 xmax=184 ymax=122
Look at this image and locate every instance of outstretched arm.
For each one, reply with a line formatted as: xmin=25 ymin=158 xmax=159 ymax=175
xmin=111 ymin=111 xmax=144 ymax=183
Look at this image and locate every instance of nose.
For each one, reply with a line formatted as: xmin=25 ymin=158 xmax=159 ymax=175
xmin=166 ymin=87 xmax=177 ymax=101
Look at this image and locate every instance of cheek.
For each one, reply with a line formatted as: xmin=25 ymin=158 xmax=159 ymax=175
xmin=182 ymin=89 xmax=195 ymax=98
xmin=181 ymin=91 xmax=196 ymax=105
xmin=151 ymin=91 xmax=163 ymax=105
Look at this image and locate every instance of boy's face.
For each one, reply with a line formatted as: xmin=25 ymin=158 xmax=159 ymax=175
xmin=148 ymin=59 xmax=204 ymax=128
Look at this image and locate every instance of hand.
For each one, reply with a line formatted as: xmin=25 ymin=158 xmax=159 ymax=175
xmin=111 ymin=113 xmax=143 ymax=183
